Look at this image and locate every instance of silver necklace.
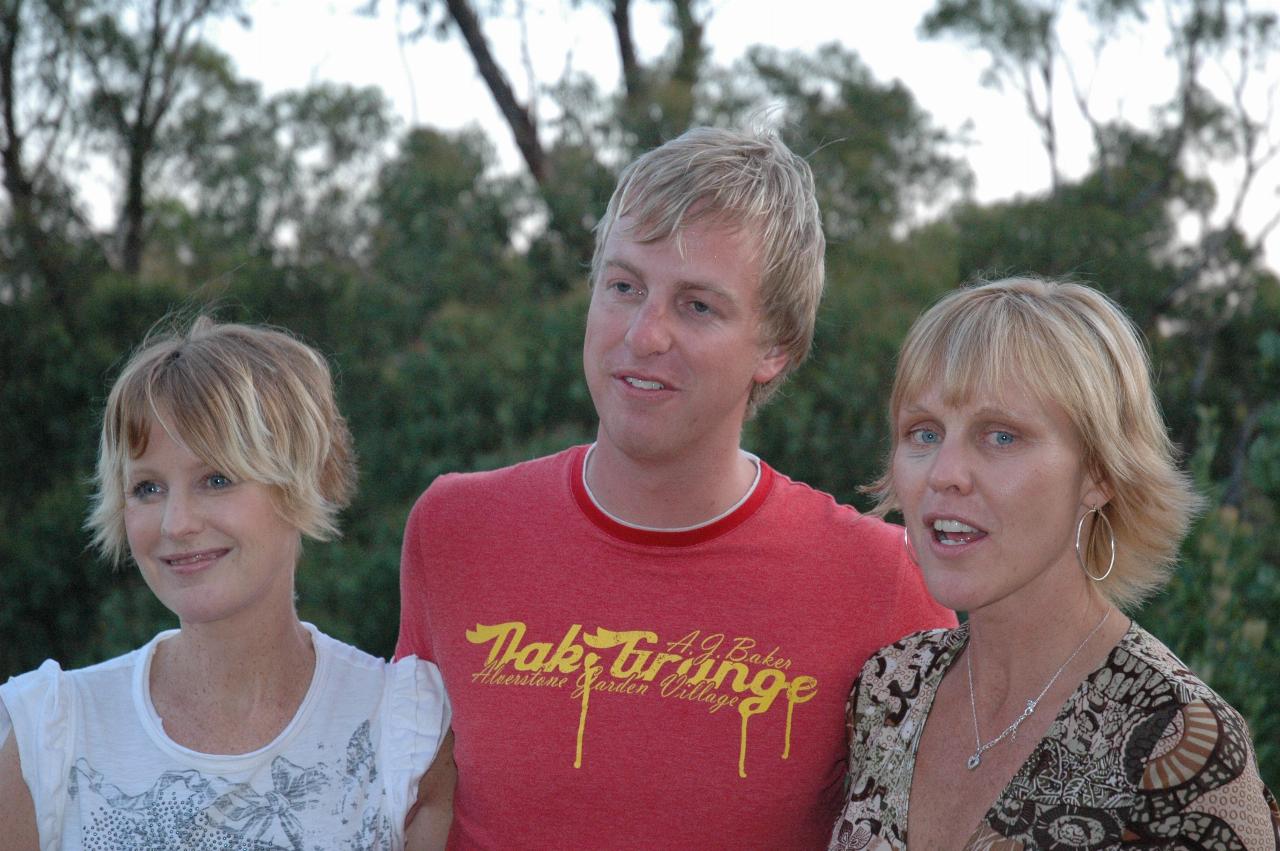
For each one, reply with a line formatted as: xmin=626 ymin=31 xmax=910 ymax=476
xmin=965 ymin=609 xmax=1110 ymax=770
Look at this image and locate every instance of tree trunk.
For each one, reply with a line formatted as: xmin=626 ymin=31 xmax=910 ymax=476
xmin=444 ymin=0 xmax=547 ymax=184
xmin=0 ymin=0 xmax=69 ymax=307
xmin=612 ymin=0 xmax=641 ymax=100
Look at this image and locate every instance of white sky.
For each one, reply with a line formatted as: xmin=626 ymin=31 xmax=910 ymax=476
xmin=208 ymin=0 xmax=1279 ymax=263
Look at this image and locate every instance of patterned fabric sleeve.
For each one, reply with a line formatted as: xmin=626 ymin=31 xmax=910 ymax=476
xmin=977 ymin=628 xmax=1280 ymax=850
xmin=830 ymin=632 xmax=943 ymax=851
xmin=831 ymin=657 xmax=880 ymax=851
xmin=1127 ymin=688 xmax=1280 ymax=849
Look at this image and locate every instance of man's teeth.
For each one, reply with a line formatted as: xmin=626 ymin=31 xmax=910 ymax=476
xmin=933 ymin=519 xmax=978 ymax=533
xmin=625 ymin=377 xmax=665 ymax=390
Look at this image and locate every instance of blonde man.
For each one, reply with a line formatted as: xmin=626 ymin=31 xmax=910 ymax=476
xmin=396 ymin=127 xmax=953 ymax=847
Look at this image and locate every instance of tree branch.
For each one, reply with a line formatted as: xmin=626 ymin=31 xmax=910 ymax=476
xmin=443 ymin=0 xmax=547 ymax=184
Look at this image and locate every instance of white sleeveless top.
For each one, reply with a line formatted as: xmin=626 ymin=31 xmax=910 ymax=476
xmin=0 ymin=624 xmax=450 ymax=851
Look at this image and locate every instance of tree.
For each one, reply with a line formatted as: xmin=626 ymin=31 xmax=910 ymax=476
xmin=0 ymin=0 xmax=107 ymax=308
xmin=708 ymin=43 xmax=972 ymax=245
xmin=61 ymin=0 xmax=249 ymax=274
xmin=370 ymin=127 xmax=518 ymax=310
xmin=153 ymin=79 xmax=395 ymax=277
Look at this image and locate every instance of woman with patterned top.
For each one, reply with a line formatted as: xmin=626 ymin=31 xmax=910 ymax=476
xmin=0 ymin=318 xmax=454 ymax=850
xmin=830 ymin=277 xmax=1280 ymax=850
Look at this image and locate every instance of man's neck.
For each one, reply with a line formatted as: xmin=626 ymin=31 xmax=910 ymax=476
xmin=584 ymin=439 xmax=759 ymax=529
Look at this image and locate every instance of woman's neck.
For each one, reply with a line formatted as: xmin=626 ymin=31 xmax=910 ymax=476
xmin=148 ymin=613 xmax=316 ymax=754
xmin=965 ymin=588 xmax=1125 ymax=710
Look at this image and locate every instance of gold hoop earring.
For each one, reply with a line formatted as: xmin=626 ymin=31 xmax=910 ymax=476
xmin=903 ymin=527 xmax=920 ymax=566
xmin=1075 ymin=507 xmax=1116 ymax=581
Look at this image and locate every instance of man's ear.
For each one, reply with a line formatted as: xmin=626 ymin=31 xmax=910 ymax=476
xmin=753 ymin=344 xmax=789 ymax=386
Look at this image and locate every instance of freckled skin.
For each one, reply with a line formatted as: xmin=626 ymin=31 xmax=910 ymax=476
xmin=892 ymin=380 xmax=1107 ymax=616
xmin=124 ymin=419 xmax=301 ymax=633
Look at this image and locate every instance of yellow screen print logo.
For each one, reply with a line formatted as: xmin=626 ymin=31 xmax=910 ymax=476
xmin=466 ymin=622 xmax=818 ymax=778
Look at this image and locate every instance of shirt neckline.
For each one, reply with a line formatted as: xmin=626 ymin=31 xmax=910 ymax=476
xmin=897 ymin=621 xmax=1139 ymax=845
xmin=570 ymin=443 xmax=773 ymax=547
xmin=133 ymin=622 xmax=329 ymax=766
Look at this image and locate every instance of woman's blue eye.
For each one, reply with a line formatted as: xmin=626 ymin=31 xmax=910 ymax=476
xmin=130 ymin=481 xmax=162 ymax=499
xmin=910 ymin=428 xmax=940 ymax=444
xmin=206 ymin=473 xmax=233 ymax=488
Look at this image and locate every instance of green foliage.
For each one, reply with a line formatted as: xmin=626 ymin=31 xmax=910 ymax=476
xmin=371 ymin=128 xmax=519 ymax=308
xmin=1144 ymin=406 xmax=1280 ymax=780
xmin=708 ymin=43 xmax=972 ymax=243
xmin=2 ymin=0 xmax=1277 ymax=795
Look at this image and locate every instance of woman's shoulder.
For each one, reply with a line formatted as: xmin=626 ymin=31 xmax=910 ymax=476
xmin=1104 ymin=623 xmax=1262 ymax=737
xmin=1114 ymin=623 xmax=1219 ymax=701
xmin=860 ymin=625 xmax=963 ymax=681
xmin=1088 ymin=622 xmax=1280 ymax=846
xmin=306 ymin=626 xmax=449 ymax=726
xmin=1 ymin=643 xmax=150 ymax=719
xmin=1098 ymin=623 xmax=1258 ymax=759
xmin=308 ymin=625 xmax=442 ymax=685
xmin=305 ymin=627 xmax=451 ymax=818
xmin=849 ymin=626 xmax=962 ymax=725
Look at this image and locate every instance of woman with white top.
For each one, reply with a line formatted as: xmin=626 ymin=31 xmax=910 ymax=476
xmin=0 ymin=317 xmax=453 ymax=850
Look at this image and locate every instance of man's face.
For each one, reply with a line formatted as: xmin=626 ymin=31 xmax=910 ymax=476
xmin=583 ymin=214 xmax=787 ymax=468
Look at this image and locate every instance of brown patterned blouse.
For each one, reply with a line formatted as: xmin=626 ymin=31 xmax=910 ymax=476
xmin=829 ymin=622 xmax=1280 ymax=850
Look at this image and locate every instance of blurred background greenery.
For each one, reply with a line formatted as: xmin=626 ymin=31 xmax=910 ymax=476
xmin=1 ymin=0 xmax=1276 ymax=787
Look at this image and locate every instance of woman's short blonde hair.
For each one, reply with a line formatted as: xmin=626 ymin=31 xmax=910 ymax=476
xmin=590 ymin=126 xmax=826 ymax=412
xmin=871 ymin=276 xmax=1203 ymax=610
xmin=87 ymin=317 xmax=357 ymax=565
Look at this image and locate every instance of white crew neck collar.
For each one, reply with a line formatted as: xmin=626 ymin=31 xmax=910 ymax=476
xmin=580 ymin=442 xmax=762 ymax=533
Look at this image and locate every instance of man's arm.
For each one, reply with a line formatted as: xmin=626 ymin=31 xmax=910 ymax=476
xmin=404 ymin=729 xmax=456 ymax=851
xmin=395 ymin=488 xmax=441 ymax=662
xmin=0 ymin=704 xmax=39 ymax=851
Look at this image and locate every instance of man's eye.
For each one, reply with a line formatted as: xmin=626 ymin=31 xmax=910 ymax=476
xmin=909 ymin=428 xmax=940 ymax=444
xmin=689 ymin=300 xmax=711 ymax=314
xmin=990 ymin=431 xmax=1016 ymax=447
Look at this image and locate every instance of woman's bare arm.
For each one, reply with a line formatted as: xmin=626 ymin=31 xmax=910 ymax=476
xmin=404 ymin=729 xmax=456 ymax=851
xmin=0 ymin=710 xmax=39 ymax=851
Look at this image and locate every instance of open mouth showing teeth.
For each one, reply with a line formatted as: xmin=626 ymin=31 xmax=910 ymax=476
xmin=624 ymin=377 xmax=665 ymax=390
xmin=165 ymin=552 xmax=223 ymax=566
xmin=932 ymin=519 xmax=986 ymax=546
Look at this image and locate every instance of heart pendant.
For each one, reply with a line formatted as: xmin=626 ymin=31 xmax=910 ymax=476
xmin=967 ymin=753 xmax=981 ymax=770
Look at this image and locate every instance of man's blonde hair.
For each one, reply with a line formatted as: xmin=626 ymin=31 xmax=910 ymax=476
xmin=870 ymin=277 xmax=1203 ymax=609
xmin=87 ymin=317 xmax=357 ymax=565
xmin=591 ymin=126 xmax=826 ymax=412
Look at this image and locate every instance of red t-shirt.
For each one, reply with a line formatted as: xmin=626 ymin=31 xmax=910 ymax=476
xmin=396 ymin=445 xmax=954 ymax=849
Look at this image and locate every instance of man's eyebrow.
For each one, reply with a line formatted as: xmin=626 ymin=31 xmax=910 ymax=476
xmin=676 ymin=279 xmax=735 ymax=301
xmin=602 ymin=258 xmax=644 ymax=281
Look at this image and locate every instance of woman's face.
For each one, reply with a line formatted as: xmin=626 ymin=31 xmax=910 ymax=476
xmin=123 ymin=416 xmax=301 ymax=630
xmin=892 ymin=377 xmax=1106 ymax=615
